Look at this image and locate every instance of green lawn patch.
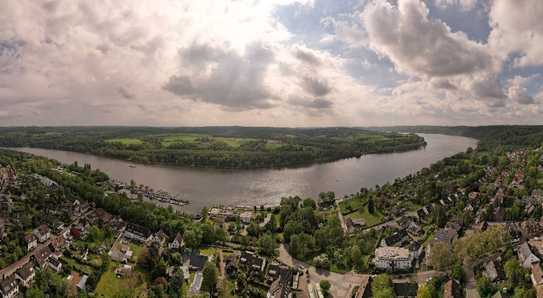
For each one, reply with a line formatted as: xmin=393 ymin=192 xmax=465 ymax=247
xmin=105 ymin=138 xmax=144 ymax=145
xmin=346 ymin=205 xmax=384 ymax=226
xmin=94 ymin=262 xmax=148 ymax=297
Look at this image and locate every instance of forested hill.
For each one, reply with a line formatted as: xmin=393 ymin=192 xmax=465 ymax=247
xmin=367 ymin=125 xmax=543 ymax=149
xmin=0 ymin=126 xmax=426 ymax=169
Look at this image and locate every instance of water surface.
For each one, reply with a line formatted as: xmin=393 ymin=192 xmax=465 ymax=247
xmin=13 ymin=134 xmax=477 ymax=212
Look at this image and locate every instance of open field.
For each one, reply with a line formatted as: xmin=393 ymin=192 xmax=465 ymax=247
xmin=0 ymin=126 xmax=426 ymax=169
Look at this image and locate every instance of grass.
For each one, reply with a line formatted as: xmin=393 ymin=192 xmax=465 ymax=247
xmin=339 ymin=197 xmax=366 ymax=215
xmin=129 ymin=243 xmax=144 ymax=262
xmin=160 ymin=133 xmax=206 ymax=147
xmin=346 ymin=205 xmax=384 ymax=226
xmin=106 ymin=138 xmax=144 ymax=145
xmin=94 ymin=262 xmax=148 ymax=297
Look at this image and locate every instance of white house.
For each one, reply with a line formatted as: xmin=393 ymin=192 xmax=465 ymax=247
xmin=373 ymin=247 xmax=413 ymax=271
xmin=169 ymin=233 xmax=184 ymax=250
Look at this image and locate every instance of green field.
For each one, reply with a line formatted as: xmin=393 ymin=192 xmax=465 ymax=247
xmin=345 ymin=205 xmax=384 ymax=227
xmin=95 ymin=262 xmax=148 ymax=297
xmin=106 ymin=138 xmax=144 ymax=145
xmin=0 ymin=126 xmax=426 ymax=169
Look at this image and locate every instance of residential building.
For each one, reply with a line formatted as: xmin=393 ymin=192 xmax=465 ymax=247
xmin=15 ymin=262 xmax=35 ymax=288
xmin=240 ymin=211 xmax=254 ymax=224
xmin=123 ymin=223 xmax=151 ymax=242
xmin=47 ymin=257 xmax=62 ymax=273
xmin=518 ymin=242 xmax=540 ymax=269
xmin=24 ymin=234 xmax=37 ymax=252
xmin=0 ymin=275 xmax=18 ymax=298
xmin=169 ymin=232 xmax=184 ymax=250
xmin=443 ymin=279 xmax=463 ymax=298
xmin=33 ymin=224 xmax=50 ymax=243
xmin=374 ymin=247 xmax=413 ymax=271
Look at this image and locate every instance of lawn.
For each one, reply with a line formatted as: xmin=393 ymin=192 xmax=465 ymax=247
xmin=339 ymin=197 xmax=366 ymax=215
xmin=346 ymin=205 xmax=384 ymax=227
xmin=106 ymin=138 xmax=144 ymax=145
xmin=94 ymin=262 xmax=148 ymax=297
xmin=160 ymin=133 xmax=206 ymax=147
xmin=129 ymin=243 xmax=144 ymax=262
xmin=199 ymin=247 xmax=218 ymax=257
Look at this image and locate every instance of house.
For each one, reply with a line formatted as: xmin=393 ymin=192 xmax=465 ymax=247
xmin=406 ymin=222 xmax=423 ymax=237
xmin=109 ymin=243 xmax=133 ymax=263
xmin=518 ymin=242 xmax=540 ymax=269
xmin=345 ymin=218 xmax=366 ymax=233
xmin=0 ymin=275 xmax=18 ymax=298
xmin=15 ymin=262 xmax=35 ymax=288
xmin=47 ymin=257 xmax=62 ymax=273
xmin=33 ymin=224 xmax=50 ymax=243
xmin=240 ymin=211 xmax=254 ymax=224
xmin=32 ymin=246 xmax=53 ymax=269
xmin=70 ymin=226 xmax=83 ymax=239
xmin=169 ymin=233 xmax=184 ymax=250
xmin=151 ymin=230 xmax=169 ymax=247
xmin=95 ymin=208 xmax=113 ymax=224
xmin=433 ymin=228 xmax=458 ymax=247
xmin=115 ymin=265 xmax=133 ymax=278
xmin=267 ymin=265 xmax=293 ymax=298
xmin=443 ymin=279 xmax=463 ymax=298
xmin=24 ymin=234 xmax=37 ymax=252
xmin=189 ymin=254 xmax=208 ymax=272
xmin=382 ymin=230 xmax=408 ymax=247
xmin=528 ymin=238 xmax=543 ymax=257
xmin=123 ymin=223 xmax=151 ymax=243
xmin=240 ymin=251 xmax=266 ymax=273
xmin=373 ymin=247 xmax=413 ymax=271
xmin=208 ymin=207 xmax=238 ymax=223
xmin=483 ymin=261 xmax=499 ymax=282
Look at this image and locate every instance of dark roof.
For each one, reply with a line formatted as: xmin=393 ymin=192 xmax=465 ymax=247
xmin=48 ymin=257 xmax=61 ymax=268
xmin=32 ymin=246 xmax=52 ymax=266
xmin=189 ymin=254 xmax=208 ymax=271
xmin=384 ymin=230 xmax=408 ymax=246
xmin=0 ymin=274 xmax=17 ymax=294
xmin=125 ymin=223 xmax=151 ymax=238
xmin=240 ymin=251 xmax=265 ymax=270
xmin=15 ymin=262 xmax=34 ymax=280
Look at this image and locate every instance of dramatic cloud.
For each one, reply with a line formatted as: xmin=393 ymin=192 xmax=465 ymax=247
xmin=0 ymin=0 xmax=542 ymax=126
xmin=489 ymin=0 xmax=543 ymax=67
xmin=164 ymin=42 xmax=276 ymax=110
xmin=361 ymin=0 xmax=492 ymax=77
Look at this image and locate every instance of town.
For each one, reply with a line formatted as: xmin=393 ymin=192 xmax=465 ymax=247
xmin=0 ymin=140 xmax=543 ymax=298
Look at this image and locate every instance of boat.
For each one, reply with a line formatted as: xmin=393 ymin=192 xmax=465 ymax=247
xmin=128 ymin=164 xmax=136 ymax=168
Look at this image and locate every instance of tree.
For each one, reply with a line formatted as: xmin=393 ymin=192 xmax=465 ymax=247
xmin=258 ymin=233 xmax=278 ymax=256
xmin=428 ymin=242 xmax=454 ymax=270
xmin=416 ymin=283 xmax=435 ymax=298
xmin=372 ymin=274 xmax=395 ymax=298
xmin=504 ymin=259 xmax=525 ymax=285
xmin=367 ymin=198 xmax=375 ymax=214
xmin=201 ymin=262 xmax=219 ymax=294
xmin=320 ymin=280 xmax=331 ymax=297
xmin=184 ymin=227 xmax=203 ymax=249
xmin=476 ymin=276 xmax=495 ymax=297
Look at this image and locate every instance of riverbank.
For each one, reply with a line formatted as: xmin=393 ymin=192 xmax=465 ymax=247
xmin=11 ymin=134 xmax=477 ymax=213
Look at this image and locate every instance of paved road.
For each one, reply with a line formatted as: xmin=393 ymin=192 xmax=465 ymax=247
xmin=278 ymin=244 xmax=367 ymax=298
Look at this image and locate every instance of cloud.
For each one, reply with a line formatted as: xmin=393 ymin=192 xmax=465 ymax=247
xmin=300 ymin=76 xmax=332 ymax=97
xmin=164 ymin=42 xmax=276 ymax=110
xmin=361 ymin=0 xmax=492 ymax=77
xmin=489 ymin=0 xmax=543 ymax=67
xmin=507 ymin=76 xmax=537 ymax=105
xmin=434 ymin=0 xmax=477 ymax=11
xmin=295 ymin=48 xmax=322 ymax=66
xmin=288 ymin=97 xmax=333 ymax=109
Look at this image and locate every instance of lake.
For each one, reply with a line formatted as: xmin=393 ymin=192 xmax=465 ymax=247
xmin=13 ymin=134 xmax=477 ymax=212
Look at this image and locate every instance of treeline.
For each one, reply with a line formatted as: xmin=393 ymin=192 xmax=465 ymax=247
xmin=370 ymin=125 xmax=543 ymax=149
xmin=0 ymin=126 xmax=426 ymax=169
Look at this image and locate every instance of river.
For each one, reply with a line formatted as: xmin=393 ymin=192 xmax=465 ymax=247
xmin=12 ymin=134 xmax=477 ymax=212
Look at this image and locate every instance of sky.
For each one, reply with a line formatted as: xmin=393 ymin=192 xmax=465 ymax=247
xmin=1 ymin=0 xmax=543 ymax=127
